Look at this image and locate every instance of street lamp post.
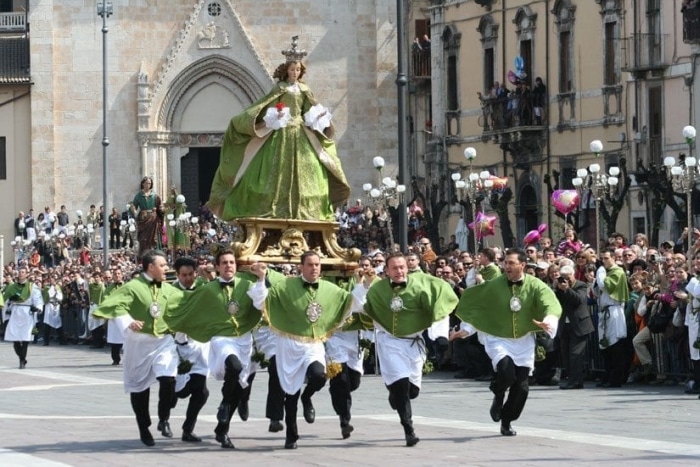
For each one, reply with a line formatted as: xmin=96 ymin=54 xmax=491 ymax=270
xmin=452 ymin=147 xmax=495 ymax=254
xmin=572 ymin=140 xmax=619 ymax=253
xmin=97 ymin=2 xmax=112 ymax=270
xmin=664 ymin=125 xmax=698 ymax=252
xmin=395 ymin=0 xmax=409 ymax=253
xmin=363 ymin=157 xmax=407 ymax=252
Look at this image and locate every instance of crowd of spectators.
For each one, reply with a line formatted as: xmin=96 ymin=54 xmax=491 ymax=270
xmin=5 ymin=201 xmax=700 ymax=395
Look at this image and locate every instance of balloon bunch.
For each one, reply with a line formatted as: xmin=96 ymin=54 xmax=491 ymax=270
xmin=507 ymin=56 xmax=527 ymax=84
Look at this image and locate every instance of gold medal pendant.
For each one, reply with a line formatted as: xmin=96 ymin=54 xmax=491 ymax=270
xmin=509 ymin=296 xmax=522 ymax=313
xmin=227 ymin=300 xmax=239 ymax=316
xmin=306 ymin=301 xmax=323 ymax=322
xmin=149 ymin=302 xmax=161 ymax=318
xmin=390 ymin=296 xmax=403 ymax=313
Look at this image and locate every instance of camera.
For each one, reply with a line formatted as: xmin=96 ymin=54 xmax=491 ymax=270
xmin=557 ymin=276 xmax=567 ymax=284
xmin=649 ymin=254 xmax=657 ymax=263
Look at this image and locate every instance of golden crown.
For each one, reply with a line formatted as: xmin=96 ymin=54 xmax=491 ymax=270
xmin=281 ymin=35 xmax=308 ymax=62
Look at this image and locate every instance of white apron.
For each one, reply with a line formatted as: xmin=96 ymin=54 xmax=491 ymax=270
xmin=275 ymin=335 xmax=325 ymax=395
xmin=208 ymin=334 xmax=253 ymax=388
xmin=326 ymin=330 xmax=364 ymax=375
xmin=174 ymin=333 xmax=210 ymax=392
xmin=122 ymin=331 xmax=177 ymax=393
xmin=4 ymin=304 xmax=36 ymax=342
xmin=43 ymin=303 xmax=62 ymax=329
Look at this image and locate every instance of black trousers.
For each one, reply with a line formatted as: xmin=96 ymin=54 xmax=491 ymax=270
xmin=215 ymin=354 xmax=244 ymax=436
xmin=43 ymin=324 xmax=64 ymax=345
xmin=601 ymin=339 xmax=627 ymax=386
xmin=387 ymin=377 xmax=420 ymax=436
xmin=111 ymin=343 xmax=122 ymax=364
xmin=109 ymin=229 xmax=121 ymax=249
xmin=284 ymin=361 xmax=326 ymax=442
xmin=176 ymin=373 xmax=209 ymax=433
xmin=491 ymin=356 xmax=530 ymax=424
xmin=266 ymin=356 xmax=285 ymax=421
xmin=328 ymin=363 xmax=361 ymax=425
xmin=13 ymin=341 xmax=29 ymax=363
xmin=560 ymin=326 xmax=590 ymax=385
xmin=129 ymin=376 xmax=176 ymax=431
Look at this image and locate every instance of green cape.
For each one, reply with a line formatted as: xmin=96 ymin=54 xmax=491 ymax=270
xmin=92 ymin=276 xmax=184 ymax=337
xmin=480 ymin=263 xmax=502 ymax=281
xmin=3 ymin=281 xmax=33 ymax=303
xmin=163 ymin=278 xmax=264 ymax=342
xmin=363 ymin=274 xmax=459 ymax=337
xmin=265 ymin=276 xmax=353 ymax=342
xmin=603 ymin=265 xmax=631 ymax=303
xmin=455 ymin=274 xmax=562 ymax=339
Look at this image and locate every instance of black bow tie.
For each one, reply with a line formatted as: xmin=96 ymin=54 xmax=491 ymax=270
xmin=152 ymin=281 xmax=162 ymax=288
xmin=508 ymin=279 xmax=523 ymax=287
xmin=303 ymin=281 xmax=319 ymax=290
xmin=391 ymin=281 xmax=407 ymax=288
xmin=220 ymin=281 xmax=234 ymax=289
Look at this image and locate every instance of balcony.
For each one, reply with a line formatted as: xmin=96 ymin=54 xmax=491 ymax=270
xmin=478 ymin=94 xmax=546 ymax=167
xmin=0 ymin=12 xmax=27 ymax=33
xmin=621 ymin=33 xmax=669 ymax=78
xmin=683 ymin=3 xmax=700 ymax=44
xmin=411 ymin=49 xmax=431 ymax=80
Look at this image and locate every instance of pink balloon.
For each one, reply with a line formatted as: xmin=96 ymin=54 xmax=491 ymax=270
xmin=552 ymin=190 xmax=580 ymax=215
xmin=523 ymin=223 xmax=548 ymax=245
xmin=468 ymin=211 xmax=497 ymax=240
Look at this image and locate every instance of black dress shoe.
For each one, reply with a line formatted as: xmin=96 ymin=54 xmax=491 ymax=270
xmin=268 ymin=420 xmax=284 ymax=432
xmin=157 ymin=420 xmax=173 ymax=438
xmin=405 ymin=432 xmax=420 ymax=447
xmin=217 ymin=402 xmax=231 ymax=424
xmin=595 ymin=381 xmax=609 ymax=388
xmin=500 ymin=423 xmax=517 ymax=436
xmin=215 ymin=433 xmax=235 ymax=449
xmin=19 ymin=361 xmax=26 ymax=370
xmin=238 ymin=400 xmax=249 ymax=421
xmin=111 ymin=361 xmax=120 ymax=366
xmin=181 ymin=431 xmax=202 ymax=442
xmin=559 ymin=383 xmax=583 ymax=390
xmin=301 ymin=397 xmax=315 ymax=424
xmin=490 ymin=393 xmax=504 ymax=422
xmin=285 ymin=434 xmax=299 ymax=449
xmin=341 ymin=423 xmax=354 ymax=439
xmin=139 ymin=428 xmax=155 ymax=446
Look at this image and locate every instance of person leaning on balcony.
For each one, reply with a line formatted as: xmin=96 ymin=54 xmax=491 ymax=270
xmin=533 ymin=77 xmax=546 ymax=126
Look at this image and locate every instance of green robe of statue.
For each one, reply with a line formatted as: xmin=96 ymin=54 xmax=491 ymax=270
xmin=207 ymin=80 xmax=350 ymax=221
xmin=363 ymin=274 xmax=459 ymax=337
xmin=455 ymin=274 xmax=562 ymax=339
xmin=265 ymin=276 xmax=353 ymax=342
xmin=92 ymin=276 xmax=184 ymax=337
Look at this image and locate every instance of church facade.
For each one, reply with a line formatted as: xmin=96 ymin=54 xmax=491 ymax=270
xmin=0 ymin=0 xmax=402 ymax=249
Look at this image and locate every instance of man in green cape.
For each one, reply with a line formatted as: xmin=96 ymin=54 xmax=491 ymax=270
xmin=453 ymin=248 xmax=561 ymax=437
xmin=360 ymin=253 xmax=459 ymax=447
xmin=594 ymin=247 xmax=630 ymax=388
xmin=163 ymin=249 xmax=268 ymax=449
xmin=105 ymin=268 xmax=126 ymax=365
xmin=169 ymin=256 xmax=210 ymax=443
xmin=92 ymin=250 xmax=185 ymax=447
xmin=3 ymin=266 xmax=43 ymax=369
xmin=265 ymin=250 xmax=354 ymax=450
xmin=475 ymin=247 xmax=502 ymax=283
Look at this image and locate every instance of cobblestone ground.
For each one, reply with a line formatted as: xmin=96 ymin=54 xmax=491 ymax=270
xmin=1 ymin=341 xmax=699 ymax=466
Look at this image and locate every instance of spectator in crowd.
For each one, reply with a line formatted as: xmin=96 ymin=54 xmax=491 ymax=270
xmin=532 ymin=77 xmax=546 ymax=126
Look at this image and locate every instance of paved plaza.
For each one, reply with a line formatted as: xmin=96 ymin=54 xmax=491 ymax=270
xmin=0 ymin=341 xmax=699 ymax=466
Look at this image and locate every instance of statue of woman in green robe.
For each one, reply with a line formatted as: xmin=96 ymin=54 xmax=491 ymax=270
xmin=207 ymin=37 xmax=350 ymax=222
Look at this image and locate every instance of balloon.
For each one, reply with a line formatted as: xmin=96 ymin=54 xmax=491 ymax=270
xmin=523 ymin=223 xmax=548 ymax=245
xmin=489 ymin=176 xmax=508 ymax=191
xmin=468 ymin=211 xmax=497 ymax=240
xmin=552 ymin=190 xmax=580 ymax=215
xmin=507 ymin=70 xmax=517 ymax=84
xmin=514 ymin=56 xmax=524 ymax=72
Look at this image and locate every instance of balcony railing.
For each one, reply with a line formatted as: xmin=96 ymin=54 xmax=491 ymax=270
xmin=621 ymin=33 xmax=668 ymax=73
xmin=0 ymin=12 xmax=27 ymax=33
xmin=683 ymin=3 xmax=700 ymax=44
xmin=479 ymin=93 xmax=545 ymax=132
xmin=411 ymin=49 xmax=431 ymax=80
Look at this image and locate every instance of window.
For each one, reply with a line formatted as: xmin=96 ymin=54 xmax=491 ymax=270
xmin=207 ymin=2 xmax=221 ymax=17
xmin=484 ymin=48 xmax=494 ymax=93
xmin=648 ymin=86 xmax=662 ymax=165
xmin=559 ymin=31 xmax=571 ymax=92
xmin=604 ymin=22 xmax=618 ymax=85
xmin=447 ymin=56 xmax=458 ymax=110
xmin=560 ymin=157 xmax=576 ymax=189
xmin=0 ymin=137 xmax=6 ymax=180
xmin=478 ymin=15 xmax=498 ymax=93
xmin=0 ymin=0 xmax=12 ymax=13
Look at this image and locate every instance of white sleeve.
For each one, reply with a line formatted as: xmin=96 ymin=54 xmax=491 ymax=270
xmin=351 ymin=284 xmax=369 ymax=313
xmin=114 ymin=313 xmax=135 ymax=338
xmin=637 ymin=296 xmax=648 ymax=317
xmin=427 ymin=315 xmax=450 ymax=340
xmin=31 ymin=284 xmax=44 ymax=309
xmin=459 ymin=321 xmax=477 ymax=336
xmin=595 ymin=266 xmax=607 ymax=290
xmin=247 ymin=280 xmax=269 ymax=310
xmin=543 ymin=314 xmax=559 ymax=339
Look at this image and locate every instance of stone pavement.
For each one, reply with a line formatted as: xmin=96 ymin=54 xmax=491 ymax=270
xmin=1 ymin=341 xmax=699 ymax=466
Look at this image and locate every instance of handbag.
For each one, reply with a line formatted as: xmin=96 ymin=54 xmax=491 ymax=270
xmin=647 ymin=302 xmax=672 ymax=334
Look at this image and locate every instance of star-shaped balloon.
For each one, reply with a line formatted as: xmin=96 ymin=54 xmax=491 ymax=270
xmin=468 ymin=211 xmax=497 ymax=239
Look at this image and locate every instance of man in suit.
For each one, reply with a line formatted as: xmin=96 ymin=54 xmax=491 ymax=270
xmin=555 ymin=265 xmax=595 ymax=389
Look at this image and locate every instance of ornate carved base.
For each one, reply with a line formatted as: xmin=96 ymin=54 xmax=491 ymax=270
xmin=228 ymin=217 xmax=361 ymax=276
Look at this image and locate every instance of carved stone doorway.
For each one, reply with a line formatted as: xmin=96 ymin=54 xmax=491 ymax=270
xmin=180 ymin=147 xmax=221 ymax=214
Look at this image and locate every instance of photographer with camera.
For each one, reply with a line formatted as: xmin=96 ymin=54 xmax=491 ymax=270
xmin=555 ymin=265 xmax=594 ymax=389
